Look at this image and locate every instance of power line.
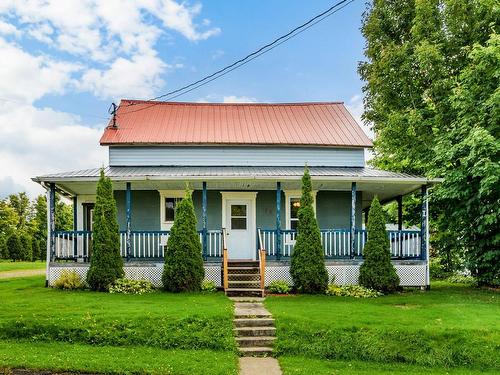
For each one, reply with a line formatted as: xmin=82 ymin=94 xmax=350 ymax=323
xmin=119 ymin=0 xmax=356 ymax=116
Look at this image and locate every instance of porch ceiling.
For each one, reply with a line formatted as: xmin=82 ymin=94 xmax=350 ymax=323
xmin=33 ymin=166 xmax=440 ymax=207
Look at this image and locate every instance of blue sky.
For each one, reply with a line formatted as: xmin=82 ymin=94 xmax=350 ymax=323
xmin=0 ymin=0 xmax=368 ymax=197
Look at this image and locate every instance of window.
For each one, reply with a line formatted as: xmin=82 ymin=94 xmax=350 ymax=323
xmin=231 ymin=204 xmax=247 ymax=230
xmin=164 ymin=197 xmax=181 ymax=222
xmin=289 ymin=198 xmax=300 ymax=230
xmin=159 ymin=190 xmax=185 ymax=230
xmin=285 ymin=190 xmax=317 ymax=230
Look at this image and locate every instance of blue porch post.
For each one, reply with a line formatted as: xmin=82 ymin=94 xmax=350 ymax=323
xmin=49 ymin=183 xmax=55 ymax=262
xmin=276 ymin=181 xmax=282 ymax=260
xmin=202 ymin=181 xmax=207 ymax=260
xmin=73 ymin=196 xmax=77 ymax=258
xmin=421 ymin=185 xmax=429 ymax=288
xmin=350 ymin=182 xmax=356 ymax=258
xmin=397 ymin=195 xmax=403 ymax=257
xmin=126 ymin=182 xmax=131 ymax=260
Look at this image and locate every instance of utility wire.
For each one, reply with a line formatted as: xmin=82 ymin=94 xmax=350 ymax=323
xmin=118 ymin=0 xmax=356 ymax=116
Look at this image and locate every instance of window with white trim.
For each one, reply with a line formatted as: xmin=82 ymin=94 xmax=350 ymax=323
xmin=159 ymin=190 xmax=184 ymax=230
xmin=284 ymin=190 xmax=317 ymax=230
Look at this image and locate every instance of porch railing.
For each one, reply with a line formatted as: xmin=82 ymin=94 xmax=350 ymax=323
xmin=53 ymin=229 xmax=223 ymax=260
xmin=258 ymin=228 xmax=422 ymax=259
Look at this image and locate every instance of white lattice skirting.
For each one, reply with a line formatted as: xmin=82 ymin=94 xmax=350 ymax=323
xmin=265 ymin=262 xmax=427 ymax=287
xmin=48 ymin=261 xmax=426 ymax=288
xmin=48 ymin=263 xmax=221 ymax=288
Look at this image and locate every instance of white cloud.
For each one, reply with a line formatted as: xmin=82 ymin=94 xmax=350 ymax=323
xmin=222 ymin=95 xmax=257 ymax=103
xmin=0 ymin=102 xmax=106 ymax=197
xmin=0 ymin=20 xmax=20 ymax=37
xmin=1 ymin=0 xmax=220 ymax=61
xmin=0 ymin=37 xmax=80 ymax=104
xmin=79 ymin=53 xmax=168 ymax=100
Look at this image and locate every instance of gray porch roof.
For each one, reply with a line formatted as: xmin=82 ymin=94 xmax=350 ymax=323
xmin=33 ymin=166 xmax=440 ymax=207
xmin=34 ymin=166 xmax=433 ymax=182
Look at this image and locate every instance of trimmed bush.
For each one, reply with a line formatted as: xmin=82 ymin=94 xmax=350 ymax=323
xmin=6 ymin=233 xmax=22 ymax=261
xmin=86 ymin=170 xmax=124 ymax=291
xmin=19 ymin=232 xmax=32 ymax=261
xmin=267 ymin=280 xmax=291 ymax=294
xmin=54 ymin=270 xmax=84 ymax=290
xmin=162 ymin=190 xmax=204 ymax=292
xmin=201 ymin=280 xmax=217 ymax=293
xmin=359 ymin=197 xmax=400 ymax=293
xmin=290 ymin=166 xmax=328 ymax=293
xmin=109 ymin=278 xmax=155 ymax=294
xmin=326 ymin=284 xmax=382 ymax=298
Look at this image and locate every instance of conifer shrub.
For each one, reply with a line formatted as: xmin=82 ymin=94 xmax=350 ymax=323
xmin=0 ymin=236 xmax=8 ymax=259
xmin=359 ymin=197 xmax=400 ymax=293
xmin=19 ymin=232 xmax=32 ymax=261
xmin=290 ymin=166 xmax=328 ymax=293
xmin=162 ymin=189 xmax=204 ymax=292
xmin=86 ymin=170 xmax=124 ymax=291
xmin=6 ymin=233 xmax=22 ymax=261
xmin=32 ymin=239 xmax=40 ymax=262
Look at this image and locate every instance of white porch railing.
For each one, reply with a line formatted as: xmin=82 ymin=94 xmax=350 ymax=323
xmin=258 ymin=228 xmax=422 ymax=259
xmin=53 ymin=229 xmax=223 ymax=260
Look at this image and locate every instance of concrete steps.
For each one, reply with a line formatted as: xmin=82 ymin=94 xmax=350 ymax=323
xmin=232 ymin=299 xmax=276 ymax=357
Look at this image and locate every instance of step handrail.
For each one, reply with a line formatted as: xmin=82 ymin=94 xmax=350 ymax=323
xmin=258 ymin=229 xmax=266 ymax=290
xmin=222 ymin=228 xmax=228 ymax=291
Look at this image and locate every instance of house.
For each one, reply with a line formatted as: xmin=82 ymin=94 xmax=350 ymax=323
xmin=33 ymin=101 xmax=438 ymax=291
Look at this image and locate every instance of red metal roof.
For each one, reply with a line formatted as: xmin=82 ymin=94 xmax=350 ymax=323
xmin=100 ymin=100 xmax=373 ymax=147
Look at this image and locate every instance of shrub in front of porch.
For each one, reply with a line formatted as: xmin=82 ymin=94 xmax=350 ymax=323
xmin=290 ymin=166 xmax=328 ymax=293
xmin=359 ymin=197 xmax=400 ymax=293
xmin=162 ymin=190 xmax=204 ymax=292
xmin=86 ymin=170 xmax=124 ymax=291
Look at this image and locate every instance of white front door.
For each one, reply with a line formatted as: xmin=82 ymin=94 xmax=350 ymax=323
xmin=222 ymin=193 xmax=256 ymax=260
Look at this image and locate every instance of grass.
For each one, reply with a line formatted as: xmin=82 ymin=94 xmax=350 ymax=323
xmin=0 ymin=340 xmax=237 ymax=375
xmin=0 ymin=260 xmax=46 ymax=272
xmin=0 ymin=276 xmax=237 ymax=374
xmin=266 ymin=281 xmax=499 ymax=373
xmin=279 ymin=356 xmax=499 ymax=374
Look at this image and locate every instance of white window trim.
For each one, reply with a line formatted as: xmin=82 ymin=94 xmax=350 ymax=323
xmin=284 ymin=190 xmax=317 ymax=230
xmin=158 ymin=190 xmax=185 ymax=231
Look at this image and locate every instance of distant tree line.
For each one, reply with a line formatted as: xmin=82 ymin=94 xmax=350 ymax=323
xmin=0 ymin=192 xmax=73 ymax=261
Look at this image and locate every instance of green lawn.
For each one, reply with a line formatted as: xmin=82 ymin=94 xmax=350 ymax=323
xmin=266 ymin=282 xmax=499 ymax=373
xmin=0 ymin=276 xmax=237 ymax=374
xmin=0 ymin=260 xmax=46 ymax=272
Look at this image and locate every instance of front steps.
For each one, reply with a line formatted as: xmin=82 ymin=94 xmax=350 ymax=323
xmin=225 ymin=261 xmax=264 ymax=298
xmin=233 ymin=299 xmax=276 ymax=357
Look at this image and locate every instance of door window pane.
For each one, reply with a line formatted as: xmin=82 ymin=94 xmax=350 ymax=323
xmin=290 ymin=219 xmax=298 ymax=231
xmin=231 ymin=218 xmax=247 ymax=229
xmin=230 ymin=204 xmax=247 ymax=230
xmin=231 ymin=204 xmax=246 ymax=217
xmin=165 ymin=198 xmax=181 ymax=222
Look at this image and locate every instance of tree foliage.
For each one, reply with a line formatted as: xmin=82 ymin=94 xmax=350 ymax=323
xmin=6 ymin=233 xmax=22 ymax=261
xmin=86 ymin=170 xmax=124 ymax=291
xmin=359 ymin=0 xmax=499 ymax=284
xmin=162 ymin=189 xmax=205 ymax=292
xmin=359 ymin=197 xmax=400 ymax=293
xmin=290 ymin=166 xmax=328 ymax=293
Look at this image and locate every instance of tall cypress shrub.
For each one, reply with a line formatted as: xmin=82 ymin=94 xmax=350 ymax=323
xmin=359 ymin=197 xmax=400 ymax=293
xmin=6 ymin=233 xmax=22 ymax=261
xmin=290 ymin=166 xmax=328 ymax=293
xmin=162 ymin=189 xmax=204 ymax=292
xmin=19 ymin=232 xmax=32 ymax=261
xmin=86 ymin=170 xmax=124 ymax=291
